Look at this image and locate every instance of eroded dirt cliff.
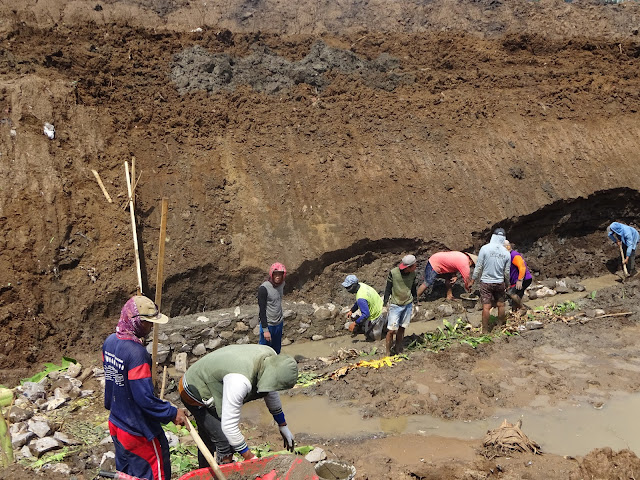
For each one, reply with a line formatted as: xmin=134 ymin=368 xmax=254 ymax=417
xmin=0 ymin=0 xmax=639 ymax=375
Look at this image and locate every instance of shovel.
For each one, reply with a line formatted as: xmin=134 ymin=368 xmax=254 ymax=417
xmin=619 ymin=244 xmax=629 ymax=279
xmin=186 ymin=420 xmax=227 ymax=480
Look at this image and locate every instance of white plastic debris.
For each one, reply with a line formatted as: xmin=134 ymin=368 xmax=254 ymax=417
xmin=43 ymin=123 xmax=55 ymax=139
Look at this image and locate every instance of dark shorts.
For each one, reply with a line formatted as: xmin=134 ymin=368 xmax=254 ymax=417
xmin=480 ymin=282 xmax=506 ymax=305
xmin=424 ymin=262 xmax=455 ymax=290
xmin=508 ymin=278 xmax=533 ymax=299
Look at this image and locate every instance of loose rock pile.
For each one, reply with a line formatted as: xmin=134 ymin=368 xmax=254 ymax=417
xmin=7 ymin=363 xmax=115 ymax=475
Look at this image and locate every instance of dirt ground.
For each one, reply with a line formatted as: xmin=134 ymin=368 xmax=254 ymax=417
xmin=1 ymin=0 xmax=640 ymax=478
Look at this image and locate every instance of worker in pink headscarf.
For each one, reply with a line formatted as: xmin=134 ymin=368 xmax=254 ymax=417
xmin=257 ymin=262 xmax=287 ymax=353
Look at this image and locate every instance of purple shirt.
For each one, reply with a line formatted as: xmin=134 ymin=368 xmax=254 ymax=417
xmin=510 ymin=250 xmax=532 ymax=287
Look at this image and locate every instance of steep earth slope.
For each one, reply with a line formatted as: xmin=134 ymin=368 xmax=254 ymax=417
xmin=0 ymin=0 xmax=639 ymax=375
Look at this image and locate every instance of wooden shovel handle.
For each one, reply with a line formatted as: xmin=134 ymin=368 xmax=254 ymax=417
xmin=619 ymin=244 xmax=629 ymax=276
xmin=186 ymin=421 xmax=227 ymax=480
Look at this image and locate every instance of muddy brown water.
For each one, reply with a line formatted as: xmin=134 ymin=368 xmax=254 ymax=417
xmin=242 ymin=390 xmax=640 ymax=458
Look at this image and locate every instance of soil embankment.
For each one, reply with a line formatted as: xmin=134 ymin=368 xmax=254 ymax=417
xmin=1 ymin=0 xmax=640 ymax=375
xmin=1 ymin=2 xmax=640 ymax=478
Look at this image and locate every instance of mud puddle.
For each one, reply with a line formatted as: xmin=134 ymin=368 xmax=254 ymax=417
xmin=242 ymin=393 xmax=640 ymax=457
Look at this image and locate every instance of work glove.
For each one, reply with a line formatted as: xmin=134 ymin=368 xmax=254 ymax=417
xmin=516 ymin=280 xmax=523 ymax=290
xmin=279 ymin=425 xmax=295 ymax=452
xmin=348 ymin=322 xmax=356 ymax=333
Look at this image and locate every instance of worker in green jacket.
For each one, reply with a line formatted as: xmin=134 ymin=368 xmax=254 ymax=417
xmin=178 ymin=345 xmax=298 ymax=467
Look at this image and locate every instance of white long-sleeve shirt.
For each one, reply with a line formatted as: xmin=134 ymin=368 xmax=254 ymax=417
xmin=220 ymin=373 xmax=282 ymax=451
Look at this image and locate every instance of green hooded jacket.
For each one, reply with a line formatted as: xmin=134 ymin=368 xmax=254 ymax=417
xmin=183 ymin=344 xmax=298 ymax=415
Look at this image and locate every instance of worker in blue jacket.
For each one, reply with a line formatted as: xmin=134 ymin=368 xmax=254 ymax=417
xmin=103 ymin=296 xmax=188 ymax=480
xmin=608 ymin=222 xmax=639 ymax=276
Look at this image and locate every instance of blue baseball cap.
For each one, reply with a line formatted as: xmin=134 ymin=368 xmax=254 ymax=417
xmin=341 ymin=275 xmax=359 ymax=288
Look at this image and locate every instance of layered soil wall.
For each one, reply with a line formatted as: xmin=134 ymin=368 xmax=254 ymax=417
xmin=0 ymin=0 xmax=639 ymax=373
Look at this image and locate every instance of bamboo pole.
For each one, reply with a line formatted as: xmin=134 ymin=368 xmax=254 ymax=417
xmin=91 ymin=169 xmax=113 ymax=203
xmin=152 ymin=198 xmax=169 ymax=386
xmin=131 ymin=156 xmax=136 ymax=208
xmin=159 ymin=366 xmax=168 ymax=400
xmin=125 ymin=161 xmax=143 ymax=295
xmin=186 ymin=421 xmax=227 ymax=480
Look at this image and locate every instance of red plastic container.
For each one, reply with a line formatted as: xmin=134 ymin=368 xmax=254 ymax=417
xmin=178 ymin=456 xmax=320 ymax=480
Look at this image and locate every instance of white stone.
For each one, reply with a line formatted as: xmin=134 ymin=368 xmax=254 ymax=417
xmin=234 ymin=306 xmax=241 ymax=317
xmin=175 ymin=353 xmax=189 ymax=373
xmin=28 ymin=419 xmax=52 ymax=438
xmin=46 ymin=397 xmax=68 ymax=411
xmin=305 ymin=447 xmax=327 ymax=462
xmin=100 ymin=450 xmax=115 ymax=466
xmin=54 ymin=431 xmax=79 ymax=445
xmin=436 ymin=304 xmax=454 ymax=316
xmin=66 ymin=363 xmax=82 ymax=378
xmin=192 ymin=343 xmax=207 ymax=356
xmin=535 ymin=286 xmax=556 ymax=298
xmin=29 ymin=436 xmax=60 ymax=457
xmin=197 ymin=316 xmax=210 ymax=323
xmin=11 ymin=431 xmax=35 ymax=448
xmin=312 ymin=335 xmax=325 ymax=341
xmin=234 ymin=322 xmax=249 ymax=332
xmin=205 ymin=338 xmax=223 ymax=350
xmin=17 ymin=445 xmax=33 ymax=459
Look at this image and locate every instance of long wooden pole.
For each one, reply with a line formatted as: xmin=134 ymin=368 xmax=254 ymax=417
xmin=152 ymin=198 xmax=169 ymax=385
xmin=125 ymin=161 xmax=143 ymax=294
xmin=186 ymin=421 xmax=227 ymax=480
xmin=159 ymin=366 xmax=168 ymax=400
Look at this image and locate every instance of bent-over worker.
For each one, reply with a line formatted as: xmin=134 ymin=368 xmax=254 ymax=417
xmin=179 ymin=345 xmax=298 ymax=468
xmin=607 ymin=222 xmax=638 ymax=277
xmin=416 ymin=251 xmax=477 ymax=300
xmin=342 ymin=274 xmax=387 ymax=341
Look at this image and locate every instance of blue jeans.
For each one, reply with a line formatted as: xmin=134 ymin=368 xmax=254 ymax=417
xmin=387 ymin=303 xmax=413 ymax=331
xmin=259 ymin=322 xmax=283 ymax=353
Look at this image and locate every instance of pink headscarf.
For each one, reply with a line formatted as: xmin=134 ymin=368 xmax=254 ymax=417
xmin=116 ymin=297 xmax=147 ymax=344
xmin=269 ymin=262 xmax=287 ymax=284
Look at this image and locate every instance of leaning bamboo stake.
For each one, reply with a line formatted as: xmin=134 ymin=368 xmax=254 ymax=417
xmin=186 ymin=421 xmax=227 ymax=480
xmin=91 ymin=169 xmax=113 ymax=203
xmin=125 ymin=161 xmax=143 ymax=295
xmin=159 ymin=366 xmax=168 ymax=400
xmin=594 ymin=312 xmax=633 ymax=319
xmin=131 ymin=156 xmax=136 ymax=208
xmin=152 ymin=198 xmax=169 ymax=386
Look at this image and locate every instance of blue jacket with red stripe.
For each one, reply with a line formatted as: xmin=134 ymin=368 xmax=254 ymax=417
xmin=103 ymin=333 xmax=177 ymax=440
